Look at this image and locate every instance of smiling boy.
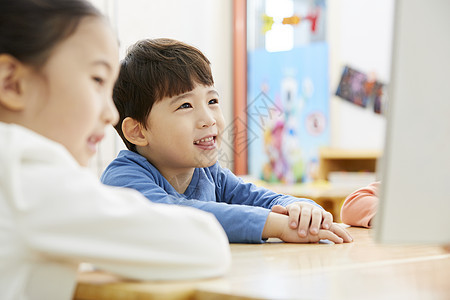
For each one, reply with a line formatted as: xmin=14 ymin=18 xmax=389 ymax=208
xmin=135 ymin=83 xmax=223 ymax=193
xmin=101 ymin=38 xmax=352 ymax=244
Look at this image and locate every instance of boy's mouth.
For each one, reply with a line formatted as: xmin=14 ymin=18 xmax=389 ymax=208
xmin=193 ymin=135 xmax=216 ymax=149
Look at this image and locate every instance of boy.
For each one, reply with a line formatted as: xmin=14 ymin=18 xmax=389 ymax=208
xmin=101 ymin=38 xmax=352 ymax=244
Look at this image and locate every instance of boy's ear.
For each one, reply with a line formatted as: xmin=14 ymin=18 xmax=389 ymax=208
xmin=0 ymin=54 xmax=26 ymax=111
xmin=122 ymin=117 xmax=149 ymax=146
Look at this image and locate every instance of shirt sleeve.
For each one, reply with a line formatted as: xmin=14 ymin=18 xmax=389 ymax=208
xmin=215 ymin=166 xmax=322 ymax=209
xmin=340 ymin=181 xmax=380 ymax=228
xmin=102 ymin=165 xmax=271 ymax=243
xmin=20 ymin=165 xmax=231 ymax=281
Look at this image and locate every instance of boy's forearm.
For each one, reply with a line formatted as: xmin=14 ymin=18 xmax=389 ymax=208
xmin=262 ymin=212 xmax=287 ymax=239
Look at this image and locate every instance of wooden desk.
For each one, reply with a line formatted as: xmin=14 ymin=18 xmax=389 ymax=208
xmin=75 ymin=227 xmax=450 ymax=300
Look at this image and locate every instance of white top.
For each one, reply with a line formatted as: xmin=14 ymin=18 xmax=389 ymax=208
xmin=0 ymin=122 xmax=230 ymax=300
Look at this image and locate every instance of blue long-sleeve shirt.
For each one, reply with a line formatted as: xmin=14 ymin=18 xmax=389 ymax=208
xmin=101 ymin=150 xmax=321 ymax=243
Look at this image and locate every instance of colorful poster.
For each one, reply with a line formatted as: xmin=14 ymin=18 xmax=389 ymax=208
xmin=335 ymin=66 xmax=385 ymax=114
xmin=247 ymin=42 xmax=330 ymax=183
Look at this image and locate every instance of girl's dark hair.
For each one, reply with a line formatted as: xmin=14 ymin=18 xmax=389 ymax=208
xmin=0 ymin=0 xmax=102 ymax=68
xmin=113 ymin=38 xmax=214 ymax=152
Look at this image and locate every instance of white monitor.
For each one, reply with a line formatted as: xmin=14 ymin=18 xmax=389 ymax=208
xmin=374 ymin=0 xmax=450 ymax=244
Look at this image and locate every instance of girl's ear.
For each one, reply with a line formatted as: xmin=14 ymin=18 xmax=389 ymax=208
xmin=0 ymin=54 xmax=26 ymax=111
xmin=122 ymin=117 xmax=149 ymax=146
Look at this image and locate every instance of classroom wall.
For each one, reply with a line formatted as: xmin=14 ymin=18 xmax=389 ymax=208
xmin=328 ymin=0 xmax=393 ymax=150
xmin=88 ymin=0 xmax=233 ymax=176
xmin=89 ymin=0 xmax=394 ymax=176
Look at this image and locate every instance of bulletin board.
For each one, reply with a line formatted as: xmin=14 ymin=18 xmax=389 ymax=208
xmin=247 ymin=43 xmax=329 ymax=183
xmin=233 ymin=0 xmax=329 ymax=183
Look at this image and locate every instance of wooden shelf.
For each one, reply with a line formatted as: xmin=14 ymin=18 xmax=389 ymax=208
xmin=318 ymin=147 xmax=382 ymax=181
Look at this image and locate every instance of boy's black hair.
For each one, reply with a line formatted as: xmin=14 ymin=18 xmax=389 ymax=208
xmin=113 ymin=38 xmax=214 ymax=151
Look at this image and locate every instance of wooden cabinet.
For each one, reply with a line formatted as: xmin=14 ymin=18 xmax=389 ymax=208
xmin=318 ymin=147 xmax=381 ymax=181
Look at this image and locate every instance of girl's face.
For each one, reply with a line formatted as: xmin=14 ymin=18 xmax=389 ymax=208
xmin=23 ymin=17 xmax=120 ymax=166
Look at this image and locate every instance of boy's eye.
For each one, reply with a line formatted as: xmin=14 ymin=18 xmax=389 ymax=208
xmin=209 ymin=98 xmax=219 ymax=105
xmin=178 ymin=103 xmax=192 ymax=109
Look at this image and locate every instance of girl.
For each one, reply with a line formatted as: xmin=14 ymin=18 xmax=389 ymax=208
xmin=340 ymin=182 xmax=380 ymax=228
xmin=0 ymin=1 xmax=230 ymax=299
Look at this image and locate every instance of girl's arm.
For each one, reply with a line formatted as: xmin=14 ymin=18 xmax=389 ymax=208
xmin=21 ymin=166 xmax=230 ymax=281
xmin=340 ymin=182 xmax=380 ymax=228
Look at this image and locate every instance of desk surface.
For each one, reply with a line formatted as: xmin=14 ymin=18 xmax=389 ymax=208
xmin=75 ymin=227 xmax=450 ymax=300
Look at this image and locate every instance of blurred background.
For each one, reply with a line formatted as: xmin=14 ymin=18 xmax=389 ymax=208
xmin=88 ymin=0 xmax=393 ymax=190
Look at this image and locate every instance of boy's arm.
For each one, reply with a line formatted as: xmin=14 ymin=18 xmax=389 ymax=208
xmin=217 ymin=166 xmax=347 ymax=239
xmin=102 ymin=166 xmax=271 ymax=243
xmin=217 ymin=166 xmax=320 ymax=209
xmin=340 ymin=182 xmax=380 ymax=228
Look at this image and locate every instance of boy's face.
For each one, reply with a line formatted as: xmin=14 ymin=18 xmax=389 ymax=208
xmin=16 ymin=17 xmax=120 ymax=166
xmin=140 ymin=83 xmax=225 ymax=175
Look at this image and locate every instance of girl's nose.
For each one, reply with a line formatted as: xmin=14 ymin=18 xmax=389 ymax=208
xmin=103 ymin=96 xmax=119 ymax=126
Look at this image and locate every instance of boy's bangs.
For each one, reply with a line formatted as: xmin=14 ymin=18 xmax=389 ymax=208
xmin=153 ymin=56 xmax=214 ymax=101
xmin=157 ymin=74 xmax=214 ymax=101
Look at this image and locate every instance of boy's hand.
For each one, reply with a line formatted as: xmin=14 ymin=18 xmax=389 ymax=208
xmin=271 ymin=203 xmax=333 ymax=237
xmin=262 ymin=212 xmax=353 ymax=243
xmin=280 ymin=223 xmax=352 ymax=244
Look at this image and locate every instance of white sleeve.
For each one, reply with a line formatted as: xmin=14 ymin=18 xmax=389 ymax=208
xmin=19 ymin=165 xmax=230 ymax=280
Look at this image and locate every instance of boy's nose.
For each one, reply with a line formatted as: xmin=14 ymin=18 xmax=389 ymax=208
xmin=199 ymin=117 xmax=216 ymax=128
xmin=201 ymin=119 xmax=216 ymax=128
xmin=197 ymin=110 xmax=216 ymax=128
